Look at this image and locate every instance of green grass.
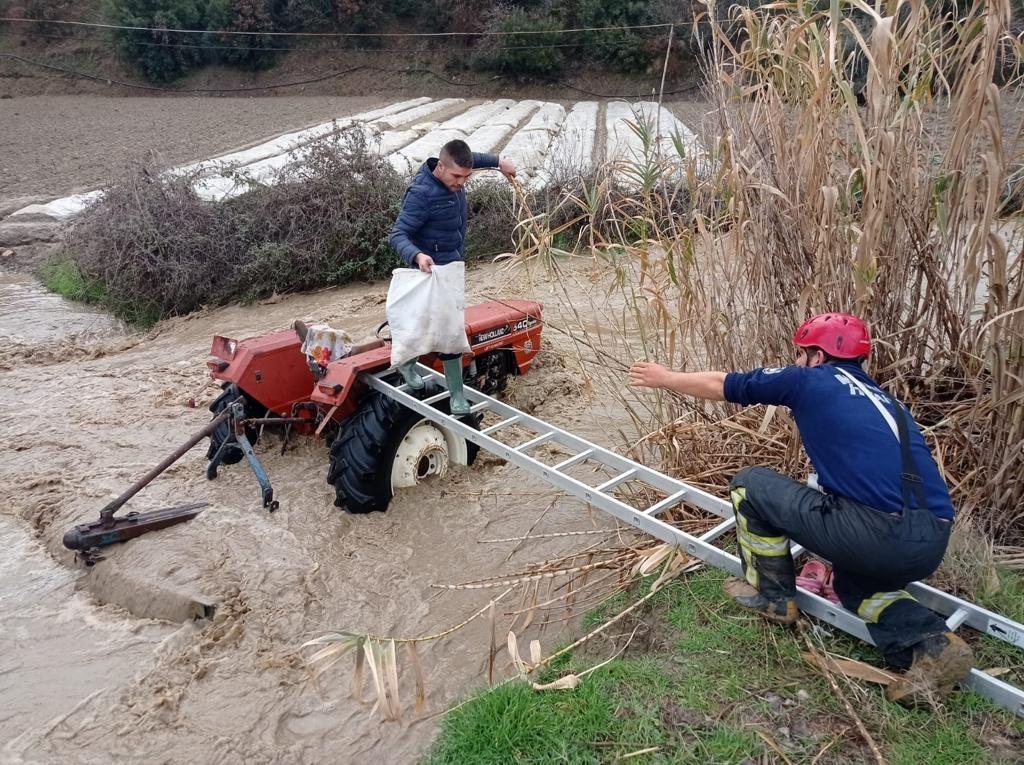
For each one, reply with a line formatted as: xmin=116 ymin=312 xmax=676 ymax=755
xmin=970 ymin=569 xmax=1024 ymax=692
xmin=427 ymin=569 xmax=1024 ymax=764
xmin=39 ymin=254 xmax=161 ymax=327
xmin=39 ymin=256 xmax=108 ymax=304
xmin=980 ymin=569 xmax=1024 ymax=625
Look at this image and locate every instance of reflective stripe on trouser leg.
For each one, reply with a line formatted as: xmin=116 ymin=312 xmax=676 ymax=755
xmin=731 ymin=488 xmax=791 ymax=593
xmin=857 ymin=590 xmax=917 ymax=624
xmin=731 ymin=488 xmax=758 ymax=587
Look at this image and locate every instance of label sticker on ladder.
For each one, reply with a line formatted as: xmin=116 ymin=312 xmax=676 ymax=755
xmin=987 ymin=619 xmax=1024 ymax=649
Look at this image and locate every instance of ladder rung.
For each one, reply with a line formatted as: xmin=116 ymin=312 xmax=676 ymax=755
xmin=644 ymin=489 xmax=688 ymax=516
xmin=515 ymin=431 xmax=555 ymax=453
xmin=470 ymin=401 xmax=491 ymax=413
xmin=699 ymin=517 xmax=736 ymax=542
xmin=552 ymin=449 xmax=593 ymax=471
xmin=422 ymin=391 xmax=451 ymax=406
xmin=947 ymin=607 xmax=970 ymax=631
xmin=594 ymin=469 xmax=637 ymax=493
xmin=481 ymin=415 xmax=520 ymax=435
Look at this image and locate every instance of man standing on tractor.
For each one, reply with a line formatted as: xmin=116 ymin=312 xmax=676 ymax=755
xmin=628 ymin=313 xmax=973 ymax=707
xmin=388 ymin=139 xmax=516 ymax=414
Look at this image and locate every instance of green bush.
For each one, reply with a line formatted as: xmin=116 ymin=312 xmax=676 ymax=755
xmin=271 ymin=0 xmax=390 ymax=33
xmin=104 ymin=0 xmax=291 ymax=81
xmin=103 ymin=0 xmax=211 ymax=82
xmin=472 ymin=7 xmax=566 ymax=81
xmin=272 ymin=0 xmax=334 ymax=30
xmin=23 ymin=0 xmax=79 ymax=36
xmin=574 ymin=0 xmax=671 ymax=73
xmin=207 ymin=0 xmax=278 ymax=70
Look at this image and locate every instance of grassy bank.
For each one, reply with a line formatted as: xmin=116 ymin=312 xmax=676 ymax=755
xmin=427 ymin=569 xmax=1024 ymax=764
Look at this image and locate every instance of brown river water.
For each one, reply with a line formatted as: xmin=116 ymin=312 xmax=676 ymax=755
xmin=0 ymin=259 xmax=633 ymax=764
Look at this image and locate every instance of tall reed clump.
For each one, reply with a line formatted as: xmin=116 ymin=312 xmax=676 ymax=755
xmin=548 ymin=1 xmax=1024 ymax=544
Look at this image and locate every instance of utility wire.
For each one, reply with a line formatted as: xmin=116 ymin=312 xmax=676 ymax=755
xmin=0 ymin=54 xmax=497 ymax=91
xmin=0 ymin=17 xmax=676 ymax=37
xmin=17 ymin=28 xmax=664 ymax=54
xmin=0 ymin=52 xmax=701 ymax=98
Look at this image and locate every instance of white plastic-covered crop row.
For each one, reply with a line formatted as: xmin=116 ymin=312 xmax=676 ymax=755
xmin=9 ymin=98 xmax=704 ymax=223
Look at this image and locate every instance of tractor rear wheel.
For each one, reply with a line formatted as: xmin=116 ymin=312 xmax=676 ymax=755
xmin=327 ymin=388 xmax=480 ymax=514
xmin=207 ymin=383 xmax=263 ymax=465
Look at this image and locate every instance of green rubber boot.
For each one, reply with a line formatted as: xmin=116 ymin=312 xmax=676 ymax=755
xmin=442 ymin=357 xmax=470 ymax=416
xmin=398 ymin=359 xmax=424 ymax=391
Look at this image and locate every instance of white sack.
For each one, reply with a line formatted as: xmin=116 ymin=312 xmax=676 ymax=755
xmin=386 ymin=262 xmax=472 ymax=366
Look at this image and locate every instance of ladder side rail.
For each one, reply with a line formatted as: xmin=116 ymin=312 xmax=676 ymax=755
xmin=906 ymin=582 xmax=1024 ymax=650
xmin=389 ymin=369 xmax=1024 ymax=645
xmin=965 ymin=669 xmax=1024 ymax=717
xmin=368 ymin=372 xmax=1024 ymax=716
xmin=410 ymin=365 xmax=734 ymax=520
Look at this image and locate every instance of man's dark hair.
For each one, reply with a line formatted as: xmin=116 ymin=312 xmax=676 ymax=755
xmin=440 ymin=139 xmax=473 ymax=169
xmin=805 ymin=345 xmax=865 ymax=365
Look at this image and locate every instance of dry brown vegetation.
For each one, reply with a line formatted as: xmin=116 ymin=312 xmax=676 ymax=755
xmin=42 ymin=126 xmax=518 ymax=325
xmin=537 ymin=0 xmax=1024 ymax=547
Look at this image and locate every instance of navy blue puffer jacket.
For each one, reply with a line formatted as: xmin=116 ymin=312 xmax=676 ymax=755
xmin=389 ymin=153 xmax=498 ymax=266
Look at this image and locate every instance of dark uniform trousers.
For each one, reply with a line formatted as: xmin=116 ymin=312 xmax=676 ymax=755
xmin=729 ymin=466 xmax=951 ymax=669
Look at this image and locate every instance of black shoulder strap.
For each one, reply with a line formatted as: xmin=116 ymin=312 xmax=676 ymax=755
xmin=894 ymin=402 xmax=928 ymax=512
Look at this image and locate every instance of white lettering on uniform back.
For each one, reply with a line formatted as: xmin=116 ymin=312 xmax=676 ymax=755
xmin=833 ymin=373 xmax=891 ymax=404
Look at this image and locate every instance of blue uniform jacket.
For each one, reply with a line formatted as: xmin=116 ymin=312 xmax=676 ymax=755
xmin=389 ymin=154 xmax=499 ymax=267
xmin=724 ymin=362 xmax=954 ymax=520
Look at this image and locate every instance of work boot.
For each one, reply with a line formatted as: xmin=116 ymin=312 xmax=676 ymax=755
xmin=885 ymin=632 xmax=973 ymax=707
xmin=293 ymin=320 xmax=309 ymax=343
xmin=442 ymin=357 xmax=470 ymax=416
xmin=724 ymin=578 xmax=798 ymax=626
xmin=398 ymin=359 xmax=425 ymax=391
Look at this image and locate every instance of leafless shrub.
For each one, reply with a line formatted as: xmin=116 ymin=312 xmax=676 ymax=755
xmin=53 ymin=125 xmax=405 ymax=322
xmin=48 ymin=125 xmax=517 ymax=325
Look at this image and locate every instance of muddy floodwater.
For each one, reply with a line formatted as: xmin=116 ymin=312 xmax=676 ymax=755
xmin=0 ymin=272 xmax=125 ymax=345
xmin=0 ymin=258 xmax=633 ymax=764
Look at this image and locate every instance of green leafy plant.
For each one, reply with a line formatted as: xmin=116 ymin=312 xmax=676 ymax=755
xmin=472 ymin=7 xmax=566 ymax=81
xmin=103 ymin=0 xmax=211 ymax=82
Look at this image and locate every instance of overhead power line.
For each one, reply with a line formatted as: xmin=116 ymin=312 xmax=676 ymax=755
xmin=18 ymin=28 xmax=664 ymax=54
xmin=0 ymin=52 xmax=700 ymax=98
xmin=0 ymin=17 xmax=675 ymax=37
xmin=0 ymin=53 xmax=495 ymax=91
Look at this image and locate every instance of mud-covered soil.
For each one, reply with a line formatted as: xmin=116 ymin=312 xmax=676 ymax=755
xmin=0 ymin=95 xmax=719 ymax=219
xmin=0 ymin=253 xmax=646 ymax=764
xmin=0 ymin=96 xmax=390 ymax=211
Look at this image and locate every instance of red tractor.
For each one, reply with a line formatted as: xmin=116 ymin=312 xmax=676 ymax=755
xmin=204 ymin=299 xmax=543 ymax=513
xmin=64 ymin=299 xmax=542 ymax=563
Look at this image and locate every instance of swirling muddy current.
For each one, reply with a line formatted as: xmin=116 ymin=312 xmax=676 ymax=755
xmin=0 ymin=261 xmax=627 ymax=764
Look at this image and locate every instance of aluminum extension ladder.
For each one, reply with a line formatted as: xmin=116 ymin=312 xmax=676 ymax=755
xmin=365 ymin=363 xmax=1024 ymax=718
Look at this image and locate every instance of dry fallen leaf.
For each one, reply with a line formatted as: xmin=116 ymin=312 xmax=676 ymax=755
xmin=982 ymin=667 xmax=1010 ymax=677
xmin=532 ymin=674 xmax=581 ymax=691
xmin=800 ymin=652 xmax=898 ymax=685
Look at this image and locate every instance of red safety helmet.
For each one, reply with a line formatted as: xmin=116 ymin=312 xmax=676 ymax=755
xmin=792 ymin=312 xmax=871 ymax=360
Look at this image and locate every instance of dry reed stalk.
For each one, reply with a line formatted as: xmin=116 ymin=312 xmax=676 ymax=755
xmin=302 ymin=532 xmax=694 ymax=720
xmin=535 ymin=2 xmax=1022 ymax=555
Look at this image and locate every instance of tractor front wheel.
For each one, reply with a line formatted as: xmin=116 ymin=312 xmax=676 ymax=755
xmin=327 ymin=389 xmax=480 ymax=513
xmin=207 ymin=383 xmax=263 ymax=465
